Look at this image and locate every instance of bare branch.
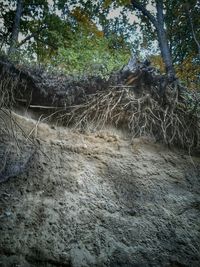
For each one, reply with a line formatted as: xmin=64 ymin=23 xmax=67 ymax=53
xmin=130 ymin=0 xmax=158 ymax=29
xmin=17 ymin=26 xmax=47 ymax=47
xmin=186 ymin=7 xmax=200 ymax=59
xmin=155 ymin=0 xmax=164 ymax=27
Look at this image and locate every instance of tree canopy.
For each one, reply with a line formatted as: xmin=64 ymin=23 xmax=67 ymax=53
xmin=0 ymin=0 xmax=199 ymax=88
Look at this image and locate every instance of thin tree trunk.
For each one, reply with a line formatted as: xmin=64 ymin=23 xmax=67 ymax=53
xmin=155 ymin=0 xmax=175 ymax=78
xmin=131 ymin=0 xmax=175 ymax=78
xmin=186 ymin=7 xmax=200 ymax=59
xmin=0 ymin=31 xmax=7 ymax=50
xmin=8 ymin=0 xmax=23 ymax=56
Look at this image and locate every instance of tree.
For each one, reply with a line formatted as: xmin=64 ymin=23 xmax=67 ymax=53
xmin=8 ymin=0 xmax=23 ymax=56
xmin=102 ymin=0 xmax=199 ymax=87
xmin=1 ymin=0 xmax=199 ymax=89
xmin=186 ymin=3 xmax=200 ymax=59
xmin=165 ymin=0 xmax=200 ymax=88
xmin=130 ymin=0 xmax=175 ymax=78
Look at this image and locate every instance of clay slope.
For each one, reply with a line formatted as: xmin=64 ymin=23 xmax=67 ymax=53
xmin=0 ymin=113 xmax=200 ymax=267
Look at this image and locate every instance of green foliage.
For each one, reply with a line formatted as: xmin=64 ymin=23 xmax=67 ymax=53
xmin=165 ymin=0 xmax=200 ymax=89
xmin=51 ymin=29 xmax=130 ymax=77
xmin=0 ymin=0 xmax=131 ymax=77
xmin=1 ymin=0 xmax=199 ymax=88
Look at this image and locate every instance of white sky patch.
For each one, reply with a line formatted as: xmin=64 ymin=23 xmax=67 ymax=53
xmin=108 ymin=6 xmax=138 ymax=24
xmin=107 ymin=7 xmax=122 ymax=20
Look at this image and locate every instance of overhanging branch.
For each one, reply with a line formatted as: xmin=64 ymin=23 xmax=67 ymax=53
xmin=17 ymin=25 xmax=48 ymax=47
xmin=130 ymin=0 xmax=158 ymax=29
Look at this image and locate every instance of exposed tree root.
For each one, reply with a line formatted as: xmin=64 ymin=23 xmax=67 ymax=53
xmin=55 ymin=85 xmax=199 ymax=153
xmin=0 ymin=57 xmax=199 ymax=154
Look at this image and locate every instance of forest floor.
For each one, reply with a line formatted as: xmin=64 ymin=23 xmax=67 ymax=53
xmin=0 ymin=111 xmax=200 ymax=267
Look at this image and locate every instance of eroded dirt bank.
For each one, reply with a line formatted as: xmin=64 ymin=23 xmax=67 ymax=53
xmin=0 ymin=113 xmax=200 ymax=267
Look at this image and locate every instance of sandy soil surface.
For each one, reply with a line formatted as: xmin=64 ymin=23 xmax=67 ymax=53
xmin=0 ymin=112 xmax=200 ymax=267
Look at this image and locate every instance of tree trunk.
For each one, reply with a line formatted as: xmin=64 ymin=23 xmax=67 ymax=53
xmin=8 ymin=0 xmax=23 ymax=56
xmin=156 ymin=26 xmax=175 ymax=78
xmin=186 ymin=7 xmax=200 ymax=60
xmin=155 ymin=0 xmax=175 ymax=79
xmin=131 ymin=0 xmax=175 ymax=79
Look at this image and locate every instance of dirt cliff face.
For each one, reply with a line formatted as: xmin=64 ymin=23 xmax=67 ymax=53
xmin=0 ymin=113 xmax=200 ymax=267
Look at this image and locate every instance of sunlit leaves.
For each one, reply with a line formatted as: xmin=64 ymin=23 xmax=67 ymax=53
xmin=150 ymin=54 xmax=165 ymax=73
